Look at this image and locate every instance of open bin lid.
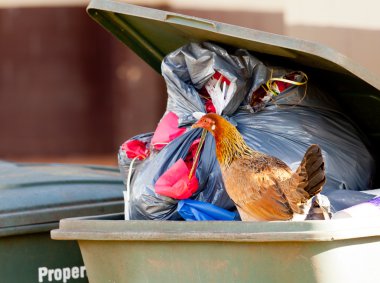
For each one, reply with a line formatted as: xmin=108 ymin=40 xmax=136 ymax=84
xmin=87 ymin=0 xmax=379 ymax=88
xmin=0 ymin=162 xmax=124 ymax=237
xmin=86 ymin=0 xmax=380 ymax=169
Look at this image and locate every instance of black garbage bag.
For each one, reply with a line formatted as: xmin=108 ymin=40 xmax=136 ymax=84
xmin=162 ymin=42 xmax=268 ymax=123
xmin=120 ymin=129 xmax=234 ymax=220
xmin=119 ymin=42 xmax=376 ymax=219
xmin=164 ymin=42 xmax=375 ymax=191
xmin=236 ymin=79 xmax=375 ymax=193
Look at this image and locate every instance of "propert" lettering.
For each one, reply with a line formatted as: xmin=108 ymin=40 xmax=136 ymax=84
xmin=38 ymin=266 xmax=86 ymax=283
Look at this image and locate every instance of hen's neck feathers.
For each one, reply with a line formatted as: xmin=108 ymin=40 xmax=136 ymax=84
xmin=213 ymin=119 xmax=256 ymax=167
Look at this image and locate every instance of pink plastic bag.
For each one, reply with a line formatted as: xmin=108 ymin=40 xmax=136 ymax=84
xmin=151 ymin=112 xmax=186 ymax=150
xmin=155 ymin=158 xmax=199 ymax=200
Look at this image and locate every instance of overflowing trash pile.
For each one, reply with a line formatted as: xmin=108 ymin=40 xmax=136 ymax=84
xmin=118 ymin=42 xmax=378 ymax=221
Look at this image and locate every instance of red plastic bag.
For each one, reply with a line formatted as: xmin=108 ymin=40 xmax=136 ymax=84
xmin=121 ymin=139 xmax=149 ymax=160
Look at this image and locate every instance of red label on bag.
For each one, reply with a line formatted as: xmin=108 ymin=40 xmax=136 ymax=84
xmin=209 ymin=71 xmax=231 ymax=87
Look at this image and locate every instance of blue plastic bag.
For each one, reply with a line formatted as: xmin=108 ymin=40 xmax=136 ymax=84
xmin=178 ymin=199 xmax=238 ymax=221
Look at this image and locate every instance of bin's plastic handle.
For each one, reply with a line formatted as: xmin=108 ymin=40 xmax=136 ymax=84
xmin=165 ymin=14 xmax=217 ymax=30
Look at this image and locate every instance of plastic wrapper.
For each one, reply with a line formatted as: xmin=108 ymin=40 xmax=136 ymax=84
xmin=305 ymin=194 xmax=332 ymax=220
xmin=119 ymin=42 xmax=376 ymax=220
xmin=332 ymin=196 xmax=380 ymax=219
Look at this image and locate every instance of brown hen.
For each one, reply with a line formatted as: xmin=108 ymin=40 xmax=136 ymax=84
xmin=193 ymin=113 xmax=326 ymax=221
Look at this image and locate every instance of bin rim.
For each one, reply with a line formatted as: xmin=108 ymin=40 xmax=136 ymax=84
xmin=51 ymin=213 xmax=380 ymax=243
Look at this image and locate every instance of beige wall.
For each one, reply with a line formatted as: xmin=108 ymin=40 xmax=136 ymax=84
xmin=284 ymin=0 xmax=380 ymax=78
xmin=2 ymin=0 xmax=379 ymax=77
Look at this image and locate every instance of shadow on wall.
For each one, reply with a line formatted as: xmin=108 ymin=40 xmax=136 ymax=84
xmin=0 ymin=6 xmax=166 ymax=163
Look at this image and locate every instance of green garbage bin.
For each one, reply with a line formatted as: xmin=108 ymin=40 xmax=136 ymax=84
xmin=52 ymin=1 xmax=380 ymax=283
xmin=0 ymin=161 xmax=124 ymax=283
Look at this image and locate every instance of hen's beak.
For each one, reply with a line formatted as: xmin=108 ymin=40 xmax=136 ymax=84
xmin=191 ymin=120 xmax=204 ymax=129
xmin=191 ymin=122 xmax=200 ymax=129
xmin=192 ymin=121 xmax=202 ymax=129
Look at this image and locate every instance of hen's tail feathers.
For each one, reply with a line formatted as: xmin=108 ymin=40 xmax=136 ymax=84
xmin=295 ymin=144 xmax=326 ymax=197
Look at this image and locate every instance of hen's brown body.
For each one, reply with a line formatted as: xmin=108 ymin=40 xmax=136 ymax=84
xmin=193 ymin=113 xmax=326 ymax=221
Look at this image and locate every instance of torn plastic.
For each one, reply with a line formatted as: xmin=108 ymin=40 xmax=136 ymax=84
xmin=119 ymin=42 xmax=376 ymax=220
xmin=248 ymin=71 xmax=308 ymax=112
xmin=162 ymin=42 xmax=268 ymax=125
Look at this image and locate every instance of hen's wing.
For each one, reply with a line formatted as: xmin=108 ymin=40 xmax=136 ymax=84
xmin=222 ymin=155 xmax=294 ymax=221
